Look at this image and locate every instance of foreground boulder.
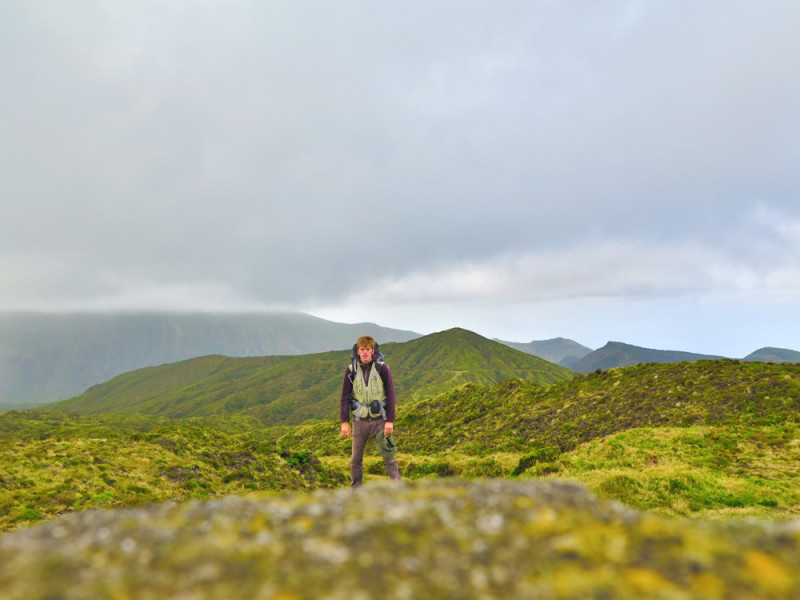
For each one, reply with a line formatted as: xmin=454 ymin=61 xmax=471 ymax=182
xmin=1 ymin=479 xmax=799 ymax=599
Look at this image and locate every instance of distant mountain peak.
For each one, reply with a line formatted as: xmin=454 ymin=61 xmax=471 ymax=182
xmin=495 ymin=337 xmax=593 ymax=369
xmin=744 ymin=347 xmax=800 ymax=363
xmin=572 ymin=342 xmax=727 ymax=374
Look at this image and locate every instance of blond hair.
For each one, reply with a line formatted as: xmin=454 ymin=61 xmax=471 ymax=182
xmin=357 ymin=335 xmax=376 ymax=349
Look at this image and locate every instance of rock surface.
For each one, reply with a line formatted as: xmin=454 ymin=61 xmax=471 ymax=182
xmin=1 ymin=479 xmax=799 ymax=599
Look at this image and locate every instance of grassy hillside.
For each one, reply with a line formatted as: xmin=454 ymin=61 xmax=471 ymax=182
xmin=43 ymin=328 xmax=573 ymax=425
xmin=383 ymin=328 xmax=572 ymax=399
xmin=281 ymin=359 xmax=800 ymax=456
xmin=744 ymin=346 xmax=800 ymax=363
xmin=0 ymin=310 xmax=420 ymax=408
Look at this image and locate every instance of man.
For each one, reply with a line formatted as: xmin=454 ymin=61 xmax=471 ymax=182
xmin=340 ymin=335 xmax=401 ymax=487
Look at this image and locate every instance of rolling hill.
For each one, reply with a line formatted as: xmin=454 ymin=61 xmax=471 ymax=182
xmin=744 ymin=347 xmax=800 ymax=363
xmin=0 ymin=311 xmax=420 ymax=409
xmin=43 ymin=328 xmax=574 ymax=426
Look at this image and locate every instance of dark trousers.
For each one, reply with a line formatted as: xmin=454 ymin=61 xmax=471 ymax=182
xmin=350 ymin=419 xmax=401 ymax=487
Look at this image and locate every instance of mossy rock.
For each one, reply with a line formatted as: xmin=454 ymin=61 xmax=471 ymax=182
xmin=1 ymin=479 xmax=799 ymax=599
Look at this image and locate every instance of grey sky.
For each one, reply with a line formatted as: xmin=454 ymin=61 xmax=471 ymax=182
xmin=2 ymin=1 xmax=799 ymax=356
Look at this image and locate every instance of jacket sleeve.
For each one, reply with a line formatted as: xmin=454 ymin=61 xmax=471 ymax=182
xmin=340 ymin=368 xmax=353 ymax=422
xmin=379 ymin=363 xmax=397 ymax=422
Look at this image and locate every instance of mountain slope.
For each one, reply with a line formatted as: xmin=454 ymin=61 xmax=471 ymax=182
xmin=44 ymin=328 xmax=574 ymax=425
xmin=385 ymin=328 xmax=572 ymax=400
xmin=402 ymin=359 xmax=800 ymax=455
xmin=0 ymin=311 xmax=420 ymax=408
xmin=571 ymin=341 xmax=726 ymax=373
xmin=497 ymin=337 xmax=593 ymax=368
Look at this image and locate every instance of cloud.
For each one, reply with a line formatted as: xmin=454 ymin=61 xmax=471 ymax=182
xmin=1 ymin=2 xmax=799 ymax=353
xmin=337 ymin=228 xmax=800 ymax=311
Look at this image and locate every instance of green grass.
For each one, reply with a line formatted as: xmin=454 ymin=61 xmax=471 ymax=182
xmin=517 ymin=424 xmax=800 ymax=520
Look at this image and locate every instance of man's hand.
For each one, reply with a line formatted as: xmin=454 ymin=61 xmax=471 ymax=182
xmin=341 ymin=422 xmax=351 ymax=438
xmin=384 ymin=421 xmax=393 ymax=436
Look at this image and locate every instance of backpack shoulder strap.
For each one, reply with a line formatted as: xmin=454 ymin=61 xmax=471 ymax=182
xmin=348 ymin=344 xmax=358 ymax=382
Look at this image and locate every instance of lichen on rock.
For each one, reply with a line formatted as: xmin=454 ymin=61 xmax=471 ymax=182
xmin=1 ymin=479 xmax=799 ymax=599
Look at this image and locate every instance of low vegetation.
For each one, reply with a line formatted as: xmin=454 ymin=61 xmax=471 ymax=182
xmin=521 ymin=423 xmax=800 ymax=521
xmin=0 ymin=412 xmax=343 ymax=531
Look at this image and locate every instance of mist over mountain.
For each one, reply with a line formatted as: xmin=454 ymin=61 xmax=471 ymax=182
xmin=0 ymin=311 xmax=420 ymax=409
xmin=496 ymin=337 xmax=593 ymax=368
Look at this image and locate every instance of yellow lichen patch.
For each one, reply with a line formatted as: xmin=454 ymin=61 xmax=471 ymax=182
xmin=249 ymin=513 xmax=269 ymax=533
xmin=745 ymin=550 xmax=792 ymax=592
xmin=625 ymin=567 xmax=676 ymax=594
xmin=689 ymin=572 xmax=725 ymax=599
xmin=290 ymin=516 xmax=314 ymax=533
xmin=550 ymin=564 xmax=617 ymax=598
xmin=2 ymin=479 xmax=800 ymax=599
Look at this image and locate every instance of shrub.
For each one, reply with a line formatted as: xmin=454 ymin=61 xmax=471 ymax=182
xmin=511 ymin=446 xmax=561 ymax=476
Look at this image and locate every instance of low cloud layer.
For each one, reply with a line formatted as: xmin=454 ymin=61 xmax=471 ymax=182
xmin=2 ymin=1 xmax=799 ymax=355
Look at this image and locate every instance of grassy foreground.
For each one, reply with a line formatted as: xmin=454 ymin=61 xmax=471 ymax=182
xmin=2 ymin=479 xmax=799 ymax=600
xmin=316 ymin=422 xmax=800 ymax=522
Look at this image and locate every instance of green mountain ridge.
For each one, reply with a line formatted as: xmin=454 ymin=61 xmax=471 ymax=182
xmin=571 ymin=341 xmax=728 ymax=373
xmin=569 ymin=341 xmax=800 ymax=374
xmin=744 ymin=346 xmax=800 ymax=363
xmin=43 ymin=328 xmax=573 ymax=426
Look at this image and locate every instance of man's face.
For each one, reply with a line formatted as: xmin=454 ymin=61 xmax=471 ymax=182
xmin=357 ymin=345 xmax=374 ymax=363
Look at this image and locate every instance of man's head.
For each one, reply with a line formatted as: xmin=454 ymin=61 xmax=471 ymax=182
xmin=357 ymin=335 xmax=376 ymax=363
